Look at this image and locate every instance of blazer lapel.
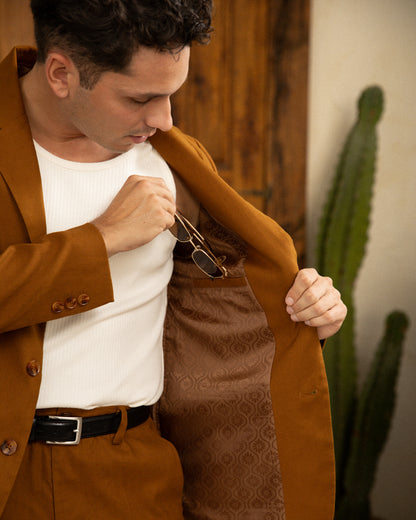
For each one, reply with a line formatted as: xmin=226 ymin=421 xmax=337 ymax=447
xmin=0 ymin=47 xmax=46 ymax=243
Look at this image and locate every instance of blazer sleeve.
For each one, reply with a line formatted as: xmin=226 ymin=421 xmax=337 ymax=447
xmin=0 ymin=223 xmax=114 ymax=334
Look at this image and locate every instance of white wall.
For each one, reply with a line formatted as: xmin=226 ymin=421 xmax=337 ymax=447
xmin=307 ymin=1 xmax=416 ymax=518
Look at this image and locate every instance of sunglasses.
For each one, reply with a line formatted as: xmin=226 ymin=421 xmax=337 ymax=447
xmin=169 ymin=211 xmax=228 ymax=279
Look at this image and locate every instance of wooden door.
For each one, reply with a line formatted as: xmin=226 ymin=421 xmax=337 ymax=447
xmin=0 ymin=0 xmax=309 ymax=264
xmin=0 ymin=0 xmax=35 ymax=53
xmin=173 ymin=0 xmax=310 ymax=264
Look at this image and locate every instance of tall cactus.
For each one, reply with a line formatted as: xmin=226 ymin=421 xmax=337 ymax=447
xmin=316 ymin=86 xmax=384 ymax=488
xmin=316 ymin=85 xmax=410 ymax=519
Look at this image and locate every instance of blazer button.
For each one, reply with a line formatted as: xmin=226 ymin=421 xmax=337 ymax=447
xmin=78 ymin=293 xmax=90 ymax=306
xmin=51 ymin=301 xmax=65 ymax=314
xmin=65 ymin=297 xmax=78 ymax=310
xmin=1 ymin=440 xmax=18 ymax=456
xmin=26 ymin=360 xmax=41 ymax=377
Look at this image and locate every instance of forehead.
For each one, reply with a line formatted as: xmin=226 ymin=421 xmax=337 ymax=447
xmin=98 ymin=46 xmax=190 ymax=95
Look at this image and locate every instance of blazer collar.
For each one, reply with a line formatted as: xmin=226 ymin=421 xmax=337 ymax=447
xmin=0 ymin=47 xmax=46 ymax=242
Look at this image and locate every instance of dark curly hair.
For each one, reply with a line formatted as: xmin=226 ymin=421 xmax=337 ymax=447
xmin=30 ymin=0 xmax=213 ymax=88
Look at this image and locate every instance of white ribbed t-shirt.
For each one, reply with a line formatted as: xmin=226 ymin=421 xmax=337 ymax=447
xmin=34 ymin=141 xmax=176 ymax=409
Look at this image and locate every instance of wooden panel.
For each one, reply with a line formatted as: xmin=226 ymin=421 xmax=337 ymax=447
xmin=172 ymin=0 xmax=310 ymax=265
xmin=0 ymin=0 xmax=35 ymax=59
xmin=266 ymin=0 xmax=310 ymax=265
xmin=173 ymin=0 xmax=270 ymax=199
xmin=172 ymin=1 xmax=234 ymax=174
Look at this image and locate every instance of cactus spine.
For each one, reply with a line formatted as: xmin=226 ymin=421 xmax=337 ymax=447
xmin=316 ymin=86 xmax=409 ymax=518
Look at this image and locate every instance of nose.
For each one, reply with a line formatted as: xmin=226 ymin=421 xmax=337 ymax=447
xmin=144 ymin=97 xmax=173 ymax=132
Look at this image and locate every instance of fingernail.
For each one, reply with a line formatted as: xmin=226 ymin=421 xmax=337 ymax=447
xmin=291 ymin=314 xmax=299 ymax=322
xmin=305 ymin=320 xmax=311 ymax=326
xmin=286 ymin=297 xmax=294 ymax=306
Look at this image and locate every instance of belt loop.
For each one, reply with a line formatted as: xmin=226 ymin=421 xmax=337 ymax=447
xmin=112 ymin=407 xmax=128 ymax=445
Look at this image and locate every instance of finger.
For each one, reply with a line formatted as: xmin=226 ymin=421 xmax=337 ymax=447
xmin=315 ymin=302 xmax=348 ymax=339
xmin=164 ymin=211 xmax=176 ymax=230
xmin=126 ymin=175 xmax=176 ymax=206
xmin=304 ymin=301 xmax=347 ymax=329
xmin=140 ymin=205 xmax=176 ymax=232
xmin=285 ymin=268 xmax=320 ymax=306
xmin=126 ymin=174 xmax=169 ymax=187
xmin=290 ymin=280 xmax=338 ymax=318
xmin=287 ymin=290 xmax=341 ymax=323
xmin=286 ymin=270 xmax=335 ymax=314
xmin=288 ymin=279 xmax=334 ymax=316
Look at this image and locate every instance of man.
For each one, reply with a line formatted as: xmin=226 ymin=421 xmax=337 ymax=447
xmin=0 ymin=1 xmax=346 ymax=519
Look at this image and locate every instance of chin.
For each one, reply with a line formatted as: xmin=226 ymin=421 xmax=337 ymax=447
xmin=103 ymin=140 xmax=134 ymax=154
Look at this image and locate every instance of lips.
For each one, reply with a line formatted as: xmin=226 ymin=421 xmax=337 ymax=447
xmin=128 ymin=130 xmax=156 ymax=144
xmin=129 ymin=135 xmax=148 ymax=144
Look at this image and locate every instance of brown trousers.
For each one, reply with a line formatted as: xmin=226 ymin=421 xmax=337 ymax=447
xmin=2 ymin=406 xmax=184 ymax=520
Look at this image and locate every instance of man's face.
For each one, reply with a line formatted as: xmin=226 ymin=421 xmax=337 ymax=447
xmin=64 ymin=45 xmax=190 ymax=154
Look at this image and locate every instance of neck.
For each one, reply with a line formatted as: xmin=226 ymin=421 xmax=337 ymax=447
xmin=19 ymin=64 xmax=119 ymax=162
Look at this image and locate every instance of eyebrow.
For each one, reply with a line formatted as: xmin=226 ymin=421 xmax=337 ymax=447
xmin=118 ymin=75 xmax=188 ymax=100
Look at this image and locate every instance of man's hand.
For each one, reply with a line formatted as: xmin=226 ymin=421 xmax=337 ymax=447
xmin=285 ymin=268 xmax=347 ymax=340
xmin=92 ymin=175 xmax=176 ymax=257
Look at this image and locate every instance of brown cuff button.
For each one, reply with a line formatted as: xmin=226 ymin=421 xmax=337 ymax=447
xmin=78 ymin=293 xmax=90 ymax=306
xmin=65 ymin=297 xmax=78 ymax=310
xmin=1 ymin=440 xmax=17 ymax=456
xmin=51 ymin=301 xmax=65 ymax=314
xmin=26 ymin=360 xmax=41 ymax=377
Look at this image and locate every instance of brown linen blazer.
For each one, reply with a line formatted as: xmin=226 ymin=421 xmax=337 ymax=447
xmin=0 ymin=47 xmax=335 ymax=519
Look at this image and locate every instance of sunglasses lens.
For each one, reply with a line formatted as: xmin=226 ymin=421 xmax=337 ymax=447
xmin=171 ymin=218 xmax=191 ymax=242
xmin=192 ymin=249 xmax=224 ymax=278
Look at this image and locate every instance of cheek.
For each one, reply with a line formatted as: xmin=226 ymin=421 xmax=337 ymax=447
xmin=100 ymin=104 xmax=142 ymax=130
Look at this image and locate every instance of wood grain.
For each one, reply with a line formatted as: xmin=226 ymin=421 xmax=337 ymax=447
xmin=0 ymin=0 xmax=35 ymax=59
xmin=172 ymin=0 xmax=310 ymax=264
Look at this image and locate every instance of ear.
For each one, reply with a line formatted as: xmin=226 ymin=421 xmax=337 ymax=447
xmin=45 ymin=52 xmax=79 ymax=98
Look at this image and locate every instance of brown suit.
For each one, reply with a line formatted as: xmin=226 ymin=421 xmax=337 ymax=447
xmin=0 ymin=47 xmax=335 ymax=519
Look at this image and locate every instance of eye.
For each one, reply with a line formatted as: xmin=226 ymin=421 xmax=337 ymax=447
xmin=128 ymin=96 xmax=152 ymax=106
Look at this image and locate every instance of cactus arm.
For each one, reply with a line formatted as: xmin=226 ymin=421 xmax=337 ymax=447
xmin=322 ymin=122 xmax=377 ymax=290
xmin=340 ymin=130 xmax=377 ymax=290
xmin=317 ymin=86 xmax=383 ymax=289
xmin=316 ymin=87 xmax=383 ymax=279
xmin=336 ymin=311 xmax=409 ymax=519
xmin=316 ymin=130 xmax=354 ymax=274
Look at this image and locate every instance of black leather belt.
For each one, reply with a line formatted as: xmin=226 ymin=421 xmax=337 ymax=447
xmin=29 ymin=405 xmax=151 ymax=445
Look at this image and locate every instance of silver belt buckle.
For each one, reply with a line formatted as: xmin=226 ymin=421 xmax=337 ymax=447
xmin=46 ymin=415 xmax=83 ymax=445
